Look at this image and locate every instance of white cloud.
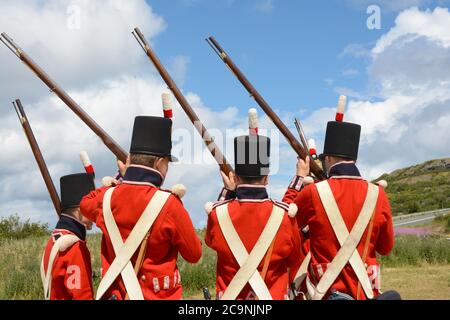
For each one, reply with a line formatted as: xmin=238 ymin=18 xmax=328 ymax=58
xmin=346 ymin=0 xmax=439 ymax=12
xmin=0 ymin=0 xmax=291 ymax=228
xmin=307 ymin=6 xmax=450 ymax=179
xmin=0 ymin=0 xmax=166 ymax=104
xmin=254 ymin=0 xmax=274 ymax=13
xmin=339 ymin=43 xmax=372 ymax=59
xmin=324 ymin=78 xmax=335 ymax=86
xmin=373 ymin=7 xmax=450 ymax=55
xmin=334 ymin=86 xmax=368 ymax=100
xmin=2 ymin=2 xmax=449 ymax=229
xmin=0 ymin=72 xmax=251 ymax=227
xmin=342 ymin=68 xmax=360 ymax=76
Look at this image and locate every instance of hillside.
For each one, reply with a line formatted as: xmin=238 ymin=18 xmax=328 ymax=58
xmin=376 ymin=158 xmax=450 ymax=215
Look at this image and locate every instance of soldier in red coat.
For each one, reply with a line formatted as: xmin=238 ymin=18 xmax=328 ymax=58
xmin=281 ymin=158 xmax=313 ymax=299
xmin=80 ymin=116 xmax=202 ymax=300
xmin=205 ymin=134 xmax=302 ymax=300
xmin=41 ymin=173 xmax=95 ymax=300
xmin=291 ymin=120 xmax=395 ymax=300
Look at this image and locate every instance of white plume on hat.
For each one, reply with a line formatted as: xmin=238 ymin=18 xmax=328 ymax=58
xmin=337 ymin=95 xmax=347 ymax=114
xmin=307 ymin=139 xmax=316 ymax=151
xmin=248 ymin=108 xmax=258 ymax=135
xmin=79 ymin=150 xmax=92 ymax=167
xmin=162 ymin=90 xmax=173 ymax=118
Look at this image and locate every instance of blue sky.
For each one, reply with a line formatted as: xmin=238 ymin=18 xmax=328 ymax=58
xmin=147 ymin=0 xmax=392 ymax=114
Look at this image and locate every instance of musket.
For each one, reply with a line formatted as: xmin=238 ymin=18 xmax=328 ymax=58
xmin=294 ymin=118 xmax=309 ymax=152
xmin=132 ymin=27 xmax=233 ymax=176
xmin=1 ymin=33 xmax=128 ymax=162
xmin=206 ymin=36 xmax=325 ymax=179
xmin=12 ymin=99 xmax=61 ymax=216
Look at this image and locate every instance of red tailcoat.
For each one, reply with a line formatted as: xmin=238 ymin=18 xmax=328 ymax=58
xmin=292 ymin=162 xmax=394 ymax=299
xmin=41 ymin=215 xmax=93 ymax=300
xmin=205 ymin=185 xmax=302 ymax=300
xmin=80 ymin=165 xmax=202 ymax=300
xmin=283 ymin=176 xmax=311 ymax=263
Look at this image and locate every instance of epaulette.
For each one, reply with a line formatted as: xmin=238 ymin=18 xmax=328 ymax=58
xmin=170 ymin=184 xmax=187 ymax=199
xmin=53 ymin=234 xmax=80 ymax=252
xmin=204 ymin=199 xmax=233 ymax=215
xmin=102 ymin=176 xmax=118 ymax=187
xmin=158 ymin=184 xmax=187 ymax=200
xmin=303 ymin=176 xmax=315 ymax=185
xmin=375 ymin=180 xmax=388 ymax=189
xmin=271 ymin=199 xmax=298 ymax=218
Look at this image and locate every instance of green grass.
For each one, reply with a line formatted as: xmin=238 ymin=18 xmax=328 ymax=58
xmin=178 ymin=230 xmax=216 ymax=299
xmin=1 ymin=215 xmax=449 ymax=300
xmin=0 ymin=236 xmax=47 ymax=299
xmin=380 ymin=235 xmax=450 ymax=267
xmin=435 ymin=215 xmax=450 ymax=233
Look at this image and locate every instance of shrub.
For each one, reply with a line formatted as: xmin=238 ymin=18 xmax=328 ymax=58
xmin=0 ymin=214 xmax=49 ymax=240
xmin=380 ymin=235 xmax=450 ymax=267
xmin=406 ymin=202 xmax=420 ymax=214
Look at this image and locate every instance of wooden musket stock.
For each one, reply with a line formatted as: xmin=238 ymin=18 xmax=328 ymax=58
xmin=1 ymin=33 xmax=128 ymax=162
xmin=133 ymin=27 xmax=233 ymax=175
xmin=206 ymin=36 xmax=325 ymax=179
xmin=13 ymin=99 xmax=61 ymax=216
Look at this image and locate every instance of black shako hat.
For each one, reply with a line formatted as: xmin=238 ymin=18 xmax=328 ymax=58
xmin=319 ymin=121 xmax=361 ymax=161
xmin=234 ymin=135 xmax=271 ymax=177
xmin=60 ymin=173 xmax=95 ymax=210
xmin=130 ymin=116 xmax=178 ymax=162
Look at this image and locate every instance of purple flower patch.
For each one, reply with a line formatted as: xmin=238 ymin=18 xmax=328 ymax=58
xmin=394 ymin=227 xmax=431 ymax=236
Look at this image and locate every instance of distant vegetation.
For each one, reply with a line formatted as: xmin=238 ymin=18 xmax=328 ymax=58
xmin=376 ymin=158 xmax=450 ymax=215
xmin=380 ymin=235 xmax=450 ymax=267
xmin=0 ymin=214 xmax=49 ymax=240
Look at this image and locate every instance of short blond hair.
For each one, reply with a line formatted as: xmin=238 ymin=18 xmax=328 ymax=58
xmin=130 ymin=153 xmax=160 ymax=168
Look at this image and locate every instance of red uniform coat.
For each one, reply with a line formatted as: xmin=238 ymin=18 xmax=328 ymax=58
xmin=205 ymin=185 xmax=302 ymax=300
xmin=283 ymin=175 xmax=311 ymax=263
xmin=292 ymin=162 xmax=394 ymax=299
xmin=41 ymin=214 xmax=93 ymax=300
xmin=80 ymin=165 xmax=202 ymax=300
xmin=282 ymin=176 xmax=311 ymax=299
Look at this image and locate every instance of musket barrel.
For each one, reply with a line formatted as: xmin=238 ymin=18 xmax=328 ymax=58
xmin=206 ymin=36 xmax=325 ymax=179
xmin=294 ymin=118 xmax=309 ymax=152
xmin=1 ymin=33 xmax=128 ymax=162
xmin=13 ymin=99 xmax=61 ymax=216
xmin=133 ymin=28 xmax=233 ymax=175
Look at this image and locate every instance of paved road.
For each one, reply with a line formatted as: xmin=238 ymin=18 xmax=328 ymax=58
xmin=393 ymin=208 xmax=450 ymax=227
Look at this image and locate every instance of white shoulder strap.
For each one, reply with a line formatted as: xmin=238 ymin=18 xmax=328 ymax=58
xmin=217 ymin=203 xmax=284 ymax=300
xmin=97 ymin=187 xmax=143 ymax=300
xmin=40 ymin=234 xmax=80 ymax=300
xmin=96 ymin=188 xmax=170 ymax=300
xmin=312 ymin=181 xmax=379 ymax=300
xmin=289 ymin=251 xmax=312 ymax=300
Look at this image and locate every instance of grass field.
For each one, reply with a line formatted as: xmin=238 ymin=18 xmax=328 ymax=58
xmin=382 ymin=265 xmax=450 ymax=300
xmin=0 ymin=230 xmax=449 ymax=300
